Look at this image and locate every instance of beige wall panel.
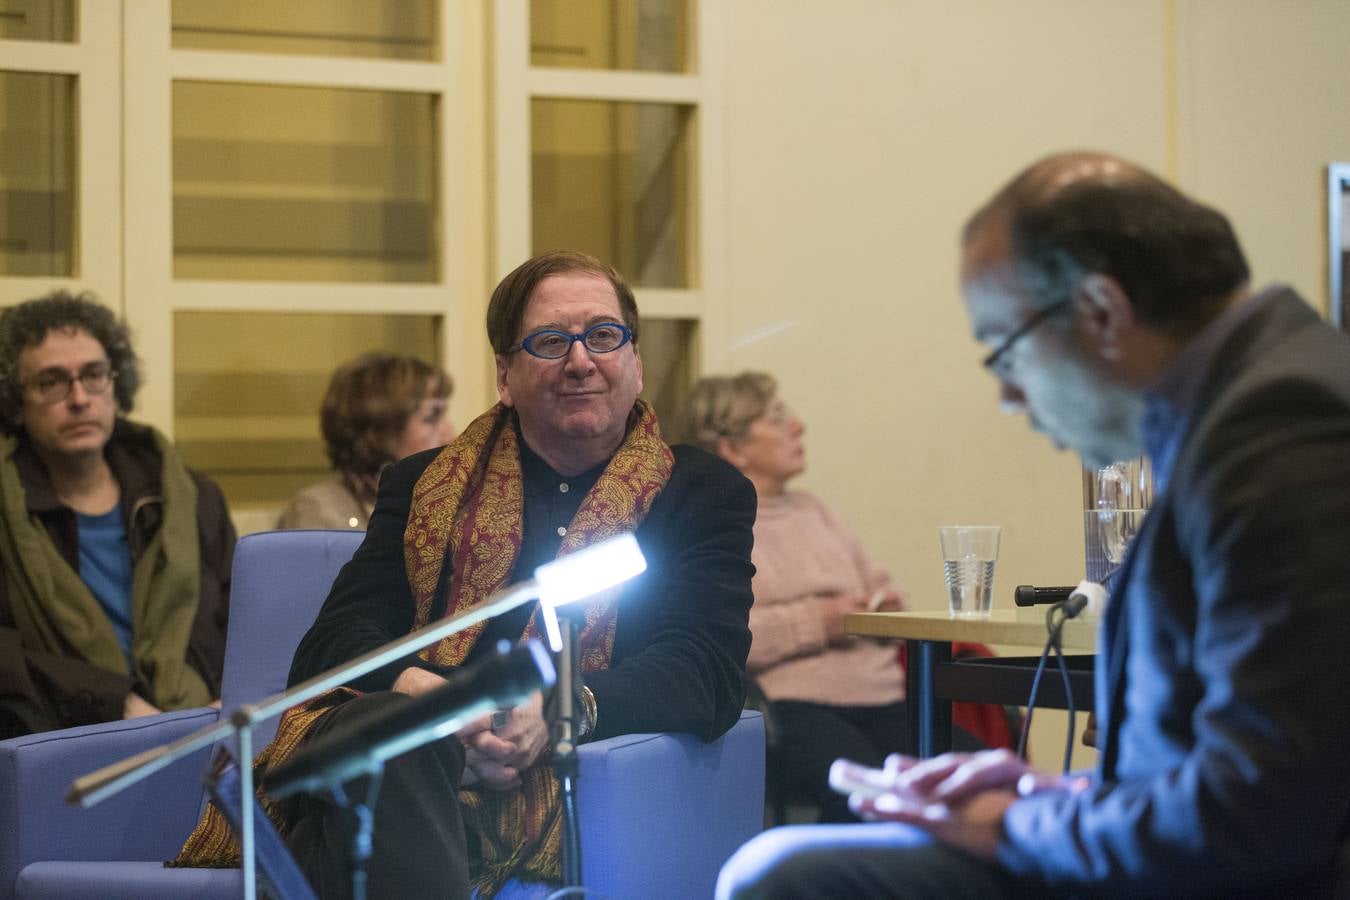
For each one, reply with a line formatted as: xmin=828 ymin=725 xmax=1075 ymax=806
xmin=1176 ymin=0 xmax=1350 ymax=314
xmin=722 ymin=0 xmax=1180 ymax=770
xmin=722 ymin=0 xmax=1169 ymax=623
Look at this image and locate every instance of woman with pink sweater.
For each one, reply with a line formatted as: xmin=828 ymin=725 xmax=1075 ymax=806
xmin=677 ymin=372 xmax=977 ymax=821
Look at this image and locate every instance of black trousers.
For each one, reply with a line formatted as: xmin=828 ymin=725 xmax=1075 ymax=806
xmin=282 ymin=691 xmax=472 ymax=900
xmin=772 ymin=700 xmax=983 ymax=823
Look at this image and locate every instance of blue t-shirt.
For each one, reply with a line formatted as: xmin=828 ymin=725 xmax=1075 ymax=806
xmin=77 ymin=506 xmax=135 ymax=662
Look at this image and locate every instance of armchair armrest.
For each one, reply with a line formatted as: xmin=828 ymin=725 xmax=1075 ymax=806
xmin=0 ymin=708 xmax=218 ymax=900
xmin=575 ymin=710 xmax=764 ymax=900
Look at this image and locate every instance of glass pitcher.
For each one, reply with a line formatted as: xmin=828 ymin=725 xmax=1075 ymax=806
xmin=1083 ymin=457 xmax=1153 ymax=584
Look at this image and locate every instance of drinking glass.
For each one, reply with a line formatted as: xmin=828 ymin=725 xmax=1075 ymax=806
xmin=939 ymin=525 xmax=1001 ymax=619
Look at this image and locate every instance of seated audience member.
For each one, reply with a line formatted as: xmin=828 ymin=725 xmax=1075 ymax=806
xmin=718 ymin=153 xmax=1350 ymax=899
xmin=0 ymin=291 xmax=235 ymax=739
xmin=277 ymin=353 xmax=454 ymax=530
xmin=679 ymin=372 xmax=977 ymax=822
xmin=177 ymin=251 xmax=756 ymax=897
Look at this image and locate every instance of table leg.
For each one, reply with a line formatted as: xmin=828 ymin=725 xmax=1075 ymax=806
xmin=906 ymin=638 xmax=953 ymax=758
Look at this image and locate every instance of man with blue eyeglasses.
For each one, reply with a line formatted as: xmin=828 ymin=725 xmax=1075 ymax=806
xmin=173 ymin=250 xmax=758 ymax=897
xmin=0 ymin=291 xmax=236 ymax=738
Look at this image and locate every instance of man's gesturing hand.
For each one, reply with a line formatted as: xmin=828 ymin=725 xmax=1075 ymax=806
xmin=834 ymin=750 xmax=1052 ymax=861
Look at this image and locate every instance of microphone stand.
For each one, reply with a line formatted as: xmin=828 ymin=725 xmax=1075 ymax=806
xmin=551 ymin=617 xmax=583 ymax=888
xmin=70 ymin=532 xmax=647 ymax=900
xmin=68 ymin=579 xmax=540 ymax=900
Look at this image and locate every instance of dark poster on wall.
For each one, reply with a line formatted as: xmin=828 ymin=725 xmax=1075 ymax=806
xmin=1331 ymin=164 xmax=1350 ymax=332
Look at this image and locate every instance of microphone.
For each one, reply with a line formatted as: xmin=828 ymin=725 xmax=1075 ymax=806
xmin=1014 ymin=585 xmax=1076 ymax=607
xmin=265 ymin=640 xmax=556 ymax=799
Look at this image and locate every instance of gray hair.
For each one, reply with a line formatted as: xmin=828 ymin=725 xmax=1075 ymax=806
xmin=673 ymin=371 xmax=777 ymax=452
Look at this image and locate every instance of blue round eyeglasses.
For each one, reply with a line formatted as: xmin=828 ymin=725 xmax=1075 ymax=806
xmin=510 ymin=322 xmax=633 ymax=360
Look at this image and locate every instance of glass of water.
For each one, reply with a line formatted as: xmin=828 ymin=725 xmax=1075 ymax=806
xmin=939 ymin=525 xmax=1001 ymax=619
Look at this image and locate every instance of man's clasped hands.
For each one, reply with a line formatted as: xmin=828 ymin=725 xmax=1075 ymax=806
xmin=392 ymin=665 xmax=551 ymax=790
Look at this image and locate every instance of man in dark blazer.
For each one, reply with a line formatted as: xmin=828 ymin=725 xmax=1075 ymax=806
xmin=719 ymin=152 xmax=1350 ymax=898
xmin=259 ymin=251 xmax=756 ymax=898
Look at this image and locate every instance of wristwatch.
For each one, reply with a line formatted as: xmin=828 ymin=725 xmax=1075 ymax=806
xmin=577 ymin=684 xmax=598 ymax=742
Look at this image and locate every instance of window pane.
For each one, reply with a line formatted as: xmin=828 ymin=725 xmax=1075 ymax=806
xmin=532 ymin=98 xmax=694 ymax=288
xmin=0 ymin=70 xmax=75 ymax=276
xmin=638 ymin=317 xmax=696 ymax=430
xmin=531 ymin=0 xmax=688 ymax=72
xmin=172 ymin=0 xmax=436 ymax=61
xmin=0 ymin=0 xmax=76 ymax=43
xmin=173 ymin=81 xmax=439 ymax=283
xmin=174 ymin=310 xmax=441 ymax=526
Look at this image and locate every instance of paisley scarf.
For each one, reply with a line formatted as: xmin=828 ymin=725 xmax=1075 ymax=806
xmin=176 ymin=401 xmax=672 ymax=897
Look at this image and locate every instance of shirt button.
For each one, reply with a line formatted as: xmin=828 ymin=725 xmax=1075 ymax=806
xmin=557 ymin=526 xmax=567 ymax=537
xmin=348 ymin=517 xmax=360 ymax=528
xmin=559 ymin=483 xmax=570 ymax=493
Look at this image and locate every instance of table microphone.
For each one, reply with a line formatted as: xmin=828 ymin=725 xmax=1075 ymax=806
xmin=1014 ymin=585 xmax=1076 ymax=607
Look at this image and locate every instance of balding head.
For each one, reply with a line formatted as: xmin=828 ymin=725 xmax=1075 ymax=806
xmin=963 ymin=151 xmax=1250 ymax=336
xmin=965 ymin=152 xmax=1143 ymax=239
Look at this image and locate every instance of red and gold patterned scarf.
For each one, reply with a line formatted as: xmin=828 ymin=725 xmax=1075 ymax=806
xmin=176 ymin=401 xmax=672 ymax=897
xmin=405 ymin=401 xmax=671 ymax=893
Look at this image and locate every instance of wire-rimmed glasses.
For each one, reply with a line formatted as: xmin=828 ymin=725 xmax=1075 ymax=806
xmin=981 ymin=300 xmax=1071 ymax=378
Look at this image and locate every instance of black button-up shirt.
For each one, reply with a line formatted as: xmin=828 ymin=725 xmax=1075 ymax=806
xmin=464 ymin=433 xmax=606 ymax=663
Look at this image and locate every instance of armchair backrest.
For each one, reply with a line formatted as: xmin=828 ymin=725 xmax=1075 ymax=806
xmin=219 ymin=529 xmax=364 ymax=747
xmin=1 ymin=527 xmax=767 ymax=900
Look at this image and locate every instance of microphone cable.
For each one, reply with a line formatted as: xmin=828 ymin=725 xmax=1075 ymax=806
xmin=1015 ymin=579 xmax=1107 ymax=773
xmin=1015 ymin=602 xmax=1075 ymax=771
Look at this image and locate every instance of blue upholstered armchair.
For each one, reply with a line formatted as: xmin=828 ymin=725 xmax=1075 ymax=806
xmin=1 ymin=529 xmax=765 ymax=900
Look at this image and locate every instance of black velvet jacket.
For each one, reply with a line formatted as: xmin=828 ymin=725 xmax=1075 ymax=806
xmin=288 ymin=442 xmax=757 ymax=743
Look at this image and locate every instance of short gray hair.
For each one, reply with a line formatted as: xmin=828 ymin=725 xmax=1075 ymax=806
xmin=673 ymin=371 xmax=777 ymax=452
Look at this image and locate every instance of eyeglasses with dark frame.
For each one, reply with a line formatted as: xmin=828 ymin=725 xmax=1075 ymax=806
xmin=22 ymin=362 xmax=118 ymax=404
xmin=981 ymin=300 xmax=1071 ymax=378
xmin=509 ymin=322 xmax=633 ymax=360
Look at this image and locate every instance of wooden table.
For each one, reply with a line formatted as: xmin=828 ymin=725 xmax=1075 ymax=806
xmin=846 ymin=609 xmax=1098 ymax=758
